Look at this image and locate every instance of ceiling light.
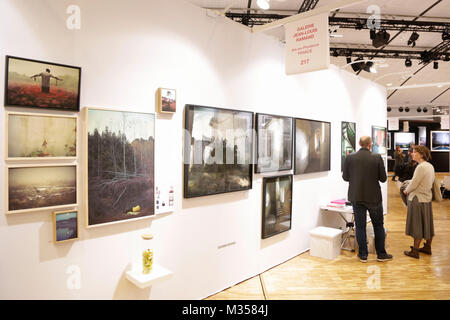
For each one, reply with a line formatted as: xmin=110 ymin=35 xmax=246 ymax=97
xmin=386 ymin=83 xmax=392 ymax=86
xmin=443 ymin=29 xmax=450 ymax=41
xmin=433 ymin=61 xmax=439 ymax=69
xmin=405 ymin=58 xmax=412 ymax=67
xmin=407 ymin=32 xmax=419 ymax=47
xmin=437 ymin=84 xmax=443 ymax=88
xmin=256 ymin=0 xmax=270 ymax=10
xmin=405 ymin=107 xmax=410 ymax=112
xmin=371 ymin=29 xmax=390 ymax=48
xmin=387 ymin=107 xmax=392 ymax=112
xmin=417 ymin=107 xmax=422 ymax=112
xmin=423 ymin=107 xmax=428 ymax=112
xmin=399 ymin=107 xmax=404 ymax=112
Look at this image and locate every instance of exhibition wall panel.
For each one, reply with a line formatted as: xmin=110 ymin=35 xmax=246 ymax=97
xmin=0 ymin=0 xmax=387 ymax=299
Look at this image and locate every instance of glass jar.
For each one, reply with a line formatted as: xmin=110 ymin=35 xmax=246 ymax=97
xmin=141 ymin=234 xmax=154 ymax=274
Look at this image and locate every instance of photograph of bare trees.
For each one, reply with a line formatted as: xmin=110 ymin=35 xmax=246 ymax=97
xmin=86 ymin=108 xmax=155 ymax=227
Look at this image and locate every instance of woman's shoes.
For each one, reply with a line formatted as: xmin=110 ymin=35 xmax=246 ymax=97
xmin=404 ymin=247 xmax=420 ymax=259
xmin=418 ymin=244 xmax=432 ymax=255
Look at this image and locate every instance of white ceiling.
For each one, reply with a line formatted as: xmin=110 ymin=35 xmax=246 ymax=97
xmin=186 ymin=0 xmax=450 ymax=109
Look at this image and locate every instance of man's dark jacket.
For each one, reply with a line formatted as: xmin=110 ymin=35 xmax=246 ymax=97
xmin=342 ymin=148 xmax=387 ymax=204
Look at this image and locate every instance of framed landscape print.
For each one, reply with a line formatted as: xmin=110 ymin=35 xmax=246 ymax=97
xmin=6 ymin=165 xmax=77 ymax=214
xmin=84 ymin=107 xmax=155 ymax=227
xmin=341 ymin=121 xmax=356 ymax=171
xmin=294 ymin=118 xmax=331 ymax=175
xmin=5 ymin=56 xmax=81 ymax=111
xmin=262 ymin=174 xmax=293 ymax=239
xmin=53 ymin=210 xmax=79 ymax=244
xmin=430 ymin=131 xmax=449 ymax=151
xmin=6 ymin=112 xmax=77 ymax=160
xmin=157 ymin=88 xmax=176 ymax=113
xmin=372 ymin=125 xmax=387 ymax=154
xmin=394 ymin=132 xmax=415 ymax=150
xmin=255 ymin=113 xmax=293 ymax=173
xmin=184 ymin=104 xmax=254 ymax=198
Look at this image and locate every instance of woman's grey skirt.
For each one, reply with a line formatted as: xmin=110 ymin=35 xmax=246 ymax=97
xmin=405 ymin=196 xmax=435 ymax=240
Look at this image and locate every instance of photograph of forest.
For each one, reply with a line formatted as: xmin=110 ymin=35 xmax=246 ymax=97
xmin=184 ymin=105 xmax=253 ymax=198
xmin=87 ymin=108 xmax=155 ymax=226
xmin=8 ymin=166 xmax=77 ymax=212
xmin=5 ymin=56 xmax=81 ymax=111
xmin=8 ymin=113 xmax=76 ymax=158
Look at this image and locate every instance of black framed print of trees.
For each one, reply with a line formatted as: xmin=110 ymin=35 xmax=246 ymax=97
xmin=84 ymin=107 xmax=155 ymax=227
xmin=294 ymin=118 xmax=331 ymax=175
xmin=5 ymin=56 xmax=81 ymax=111
xmin=184 ymin=104 xmax=254 ymax=198
xmin=262 ymin=174 xmax=293 ymax=239
xmin=341 ymin=121 xmax=356 ymax=171
xmin=255 ymin=113 xmax=293 ymax=173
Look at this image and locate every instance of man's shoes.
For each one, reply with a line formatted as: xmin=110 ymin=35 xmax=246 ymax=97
xmin=377 ymin=253 xmax=393 ymax=262
xmin=358 ymin=255 xmax=368 ymax=263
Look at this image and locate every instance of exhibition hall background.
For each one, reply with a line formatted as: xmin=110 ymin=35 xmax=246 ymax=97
xmin=0 ymin=0 xmax=387 ymax=299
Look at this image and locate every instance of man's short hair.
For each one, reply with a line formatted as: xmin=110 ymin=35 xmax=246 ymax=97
xmin=359 ymin=136 xmax=372 ymax=148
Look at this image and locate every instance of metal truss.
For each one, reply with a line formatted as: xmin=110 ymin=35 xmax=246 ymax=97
xmin=298 ymin=0 xmax=320 ymax=13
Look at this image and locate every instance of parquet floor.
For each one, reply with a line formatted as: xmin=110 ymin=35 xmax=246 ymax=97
xmin=207 ymin=173 xmax=450 ymax=300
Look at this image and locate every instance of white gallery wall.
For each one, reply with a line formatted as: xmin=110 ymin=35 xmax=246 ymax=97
xmin=0 ymin=0 xmax=387 ymax=299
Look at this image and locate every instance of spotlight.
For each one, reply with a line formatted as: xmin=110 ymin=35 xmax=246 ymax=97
xmin=423 ymin=107 xmax=428 ymax=113
xmin=387 ymin=107 xmax=392 ymax=112
xmin=405 ymin=58 xmax=412 ymax=67
xmin=420 ymin=50 xmax=432 ymax=63
xmin=371 ymin=29 xmax=390 ymax=48
xmin=405 ymin=107 xmax=410 ymax=112
xmin=346 ymin=56 xmax=352 ymax=64
xmin=434 ymin=61 xmax=439 ymax=69
xmin=399 ymin=107 xmax=404 ymax=112
xmin=363 ymin=61 xmax=377 ymax=73
xmin=408 ymin=32 xmax=420 ymax=47
xmin=256 ymin=0 xmax=270 ymax=10
xmin=417 ymin=107 xmax=422 ymax=112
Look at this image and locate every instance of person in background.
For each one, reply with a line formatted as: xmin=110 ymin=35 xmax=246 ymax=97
xmin=392 ymin=145 xmax=405 ymax=181
xmin=343 ymin=136 xmax=393 ymax=263
xmin=403 ymin=146 xmax=435 ymax=259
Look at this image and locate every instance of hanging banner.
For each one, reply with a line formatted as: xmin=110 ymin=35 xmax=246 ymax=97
xmin=388 ymin=117 xmax=399 ymax=131
xmin=284 ymin=12 xmax=330 ymax=75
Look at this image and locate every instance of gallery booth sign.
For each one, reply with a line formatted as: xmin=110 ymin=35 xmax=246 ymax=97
xmin=284 ymin=12 xmax=330 ymax=75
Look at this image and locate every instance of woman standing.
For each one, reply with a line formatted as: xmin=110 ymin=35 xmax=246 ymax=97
xmin=403 ymin=146 xmax=435 ymax=259
xmin=392 ymin=146 xmax=405 ymax=181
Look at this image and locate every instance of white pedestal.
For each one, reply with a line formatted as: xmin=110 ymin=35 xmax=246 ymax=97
xmin=126 ymin=264 xmax=173 ymax=289
xmin=309 ymin=226 xmax=342 ymax=260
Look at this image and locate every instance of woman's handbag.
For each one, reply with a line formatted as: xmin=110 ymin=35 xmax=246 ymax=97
xmin=432 ymin=178 xmax=443 ymax=202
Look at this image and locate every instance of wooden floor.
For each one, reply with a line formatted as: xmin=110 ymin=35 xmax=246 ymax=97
xmin=207 ymin=173 xmax=450 ymax=300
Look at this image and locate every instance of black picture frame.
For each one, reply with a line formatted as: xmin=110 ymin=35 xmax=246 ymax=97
xmin=294 ymin=117 xmax=331 ymax=175
xmin=183 ymin=104 xmax=254 ymax=198
xmin=262 ymin=174 xmax=293 ymax=239
xmin=255 ymin=113 xmax=293 ymax=174
xmin=4 ymin=55 xmax=81 ymax=112
xmin=341 ymin=121 xmax=356 ymax=172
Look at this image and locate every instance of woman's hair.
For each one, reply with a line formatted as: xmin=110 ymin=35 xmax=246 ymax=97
xmin=413 ymin=145 xmax=431 ymax=161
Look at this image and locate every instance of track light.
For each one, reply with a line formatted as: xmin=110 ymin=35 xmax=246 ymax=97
xmin=399 ymin=107 xmax=404 ymax=112
xmin=408 ymin=32 xmax=419 ymax=47
xmin=256 ymin=0 xmax=270 ymax=10
xmin=417 ymin=107 xmax=422 ymax=112
xmin=434 ymin=61 xmax=439 ymax=69
xmin=423 ymin=107 xmax=428 ymax=113
xmin=405 ymin=107 xmax=410 ymax=112
xmin=371 ymin=29 xmax=390 ymax=48
xmin=405 ymin=58 xmax=412 ymax=67
xmin=387 ymin=107 xmax=392 ymax=112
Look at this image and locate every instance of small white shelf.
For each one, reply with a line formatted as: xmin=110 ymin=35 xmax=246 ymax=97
xmin=126 ymin=264 xmax=173 ymax=289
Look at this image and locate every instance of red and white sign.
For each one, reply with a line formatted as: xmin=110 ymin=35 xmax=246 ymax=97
xmin=284 ymin=12 xmax=330 ymax=75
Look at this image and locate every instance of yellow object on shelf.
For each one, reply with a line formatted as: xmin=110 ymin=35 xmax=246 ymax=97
xmin=142 ymin=249 xmax=154 ymax=274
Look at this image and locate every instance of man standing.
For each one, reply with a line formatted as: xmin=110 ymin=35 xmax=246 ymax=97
xmin=343 ymin=136 xmax=393 ymax=263
xmin=31 ymin=68 xmax=62 ymax=93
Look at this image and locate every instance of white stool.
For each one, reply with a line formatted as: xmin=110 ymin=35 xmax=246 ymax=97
xmin=309 ymin=227 xmax=343 ymax=260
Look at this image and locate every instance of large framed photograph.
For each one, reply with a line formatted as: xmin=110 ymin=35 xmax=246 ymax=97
xmin=255 ymin=113 xmax=293 ymax=173
xmin=262 ymin=174 xmax=293 ymax=239
xmin=5 ymin=56 xmax=81 ymax=111
xmin=394 ymin=132 xmax=415 ymax=150
xmin=84 ymin=107 xmax=155 ymax=227
xmin=53 ymin=210 xmax=79 ymax=244
xmin=294 ymin=118 xmax=331 ymax=175
xmin=184 ymin=104 xmax=254 ymax=198
xmin=157 ymin=88 xmax=176 ymax=113
xmin=341 ymin=121 xmax=356 ymax=171
xmin=6 ymin=164 xmax=77 ymax=214
xmin=372 ymin=125 xmax=387 ymax=154
xmin=430 ymin=131 xmax=449 ymax=152
xmin=6 ymin=112 xmax=77 ymax=160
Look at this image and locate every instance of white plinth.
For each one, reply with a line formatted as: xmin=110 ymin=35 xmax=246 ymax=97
xmin=126 ymin=264 xmax=173 ymax=289
xmin=309 ymin=226 xmax=342 ymax=260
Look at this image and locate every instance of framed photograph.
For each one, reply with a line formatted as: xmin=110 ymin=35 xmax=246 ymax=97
xmin=84 ymin=107 xmax=155 ymax=227
xmin=5 ymin=56 xmax=81 ymax=111
xmin=341 ymin=121 xmax=356 ymax=171
xmin=6 ymin=111 xmax=77 ymax=160
xmin=6 ymin=164 xmax=77 ymax=214
xmin=255 ymin=113 xmax=293 ymax=173
xmin=262 ymin=174 xmax=293 ymax=239
xmin=387 ymin=132 xmax=391 ymax=150
xmin=372 ymin=126 xmax=387 ymax=154
xmin=157 ymin=88 xmax=176 ymax=113
xmin=394 ymin=132 xmax=415 ymax=150
xmin=53 ymin=210 xmax=79 ymax=244
xmin=155 ymin=184 xmax=175 ymax=214
xmin=184 ymin=104 xmax=254 ymax=198
xmin=294 ymin=118 xmax=331 ymax=175
xmin=430 ymin=131 xmax=449 ymax=152
xmin=418 ymin=126 xmax=427 ymax=146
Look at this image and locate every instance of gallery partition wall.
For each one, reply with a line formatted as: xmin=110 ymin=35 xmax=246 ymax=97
xmin=0 ymin=0 xmax=387 ymax=299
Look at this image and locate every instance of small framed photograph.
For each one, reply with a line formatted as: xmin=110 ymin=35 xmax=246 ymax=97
xmin=157 ymin=88 xmax=176 ymax=113
xmin=53 ymin=210 xmax=79 ymax=243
